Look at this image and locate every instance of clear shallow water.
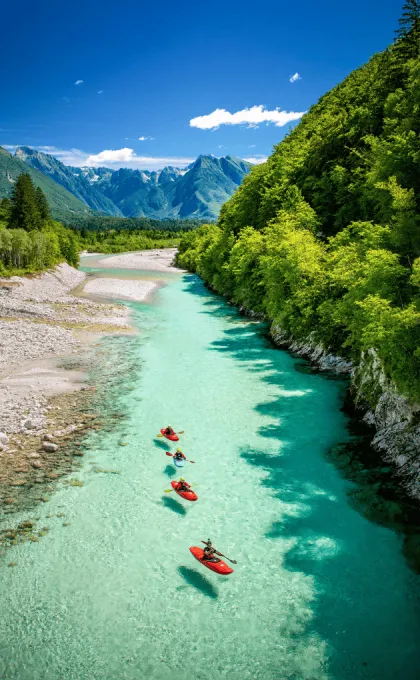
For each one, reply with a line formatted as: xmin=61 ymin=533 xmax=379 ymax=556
xmin=1 ymin=271 xmax=420 ymax=679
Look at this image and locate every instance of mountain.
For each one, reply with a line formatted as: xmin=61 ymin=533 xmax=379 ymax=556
xmin=84 ymin=154 xmax=252 ymax=220
xmin=167 ymin=155 xmax=252 ymax=218
xmin=0 ymin=147 xmax=90 ymax=220
xmin=11 ymin=147 xmax=252 ymax=221
xmin=16 ymin=147 xmax=122 ymax=216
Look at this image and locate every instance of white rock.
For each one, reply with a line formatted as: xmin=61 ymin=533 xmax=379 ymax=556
xmin=0 ymin=432 xmax=9 ymax=444
xmin=23 ymin=419 xmax=33 ymax=429
xmin=42 ymin=433 xmax=54 ymax=442
xmin=43 ymin=442 xmax=58 ymax=452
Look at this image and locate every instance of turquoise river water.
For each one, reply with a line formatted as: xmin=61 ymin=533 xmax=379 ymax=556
xmin=1 ymin=263 xmax=420 ymax=679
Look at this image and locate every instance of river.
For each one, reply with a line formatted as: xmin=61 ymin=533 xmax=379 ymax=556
xmin=1 ymin=262 xmax=420 ymax=680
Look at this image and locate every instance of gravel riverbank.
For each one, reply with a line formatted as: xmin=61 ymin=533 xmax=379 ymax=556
xmin=0 ymin=263 xmax=133 ymax=501
xmin=0 ymin=249 xmax=180 ymax=516
xmin=83 ymin=277 xmax=158 ymax=302
xmin=92 ymin=248 xmax=179 ymax=272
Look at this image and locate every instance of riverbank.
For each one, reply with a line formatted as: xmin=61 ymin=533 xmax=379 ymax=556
xmin=91 ymin=248 xmax=178 ymax=272
xmin=0 ymin=250 xmax=178 ymax=509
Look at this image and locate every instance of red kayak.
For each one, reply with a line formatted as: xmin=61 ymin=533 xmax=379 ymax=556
xmin=160 ymin=428 xmax=179 ymax=442
xmin=171 ymin=481 xmax=198 ymax=501
xmin=189 ymin=547 xmax=234 ymax=575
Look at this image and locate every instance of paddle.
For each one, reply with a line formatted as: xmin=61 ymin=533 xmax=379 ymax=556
xmin=201 ymin=541 xmax=237 ymax=564
xmin=157 ymin=430 xmax=184 ymax=438
xmin=165 ymin=451 xmax=195 ymax=463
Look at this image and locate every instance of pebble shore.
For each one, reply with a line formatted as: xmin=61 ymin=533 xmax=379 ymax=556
xmin=0 ymin=248 xmax=179 ymax=531
xmin=0 ymin=263 xmax=132 ymax=496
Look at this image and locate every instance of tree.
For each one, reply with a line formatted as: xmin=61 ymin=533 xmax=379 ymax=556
xmin=9 ymin=173 xmax=42 ymax=231
xmin=80 ymin=225 xmax=88 ymax=239
xmin=0 ymin=198 xmax=11 ymax=229
xmin=35 ymin=186 xmax=50 ymax=221
xmin=395 ymin=0 xmax=420 ymax=57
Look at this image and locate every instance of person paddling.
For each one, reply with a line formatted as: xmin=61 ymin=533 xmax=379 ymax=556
xmin=174 ymin=449 xmax=186 ymax=462
xmin=164 ymin=425 xmax=175 ymax=436
xmin=202 ymin=539 xmax=220 ymax=562
xmin=177 ymin=478 xmax=191 ymax=492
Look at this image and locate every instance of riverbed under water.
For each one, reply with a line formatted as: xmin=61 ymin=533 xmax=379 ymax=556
xmin=1 ymin=264 xmax=420 ymax=680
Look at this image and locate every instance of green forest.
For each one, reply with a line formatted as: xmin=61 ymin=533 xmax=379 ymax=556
xmin=0 ymin=175 xmax=182 ymax=273
xmin=0 ymin=174 xmax=80 ymax=273
xmin=80 ymin=227 xmax=180 ymax=253
xmin=177 ymin=2 xmax=420 ymax=403
xmin=64 ymin=215 xmax=209 ymax=233
xmin=72 ymin=214 xmax=203 ymax=253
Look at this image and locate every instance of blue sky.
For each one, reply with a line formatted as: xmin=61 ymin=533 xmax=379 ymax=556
xmin=1 ymin=0 xmax=401 ymax=169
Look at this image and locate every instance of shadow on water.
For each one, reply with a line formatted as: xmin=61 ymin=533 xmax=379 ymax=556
xmin=154 ymin=438 xmax=170 ymax=450
xmin=177 ymin=566 xmax=218 ymax=599
xmin=163 ymin=464 xmax=176 ymax=478
xmin=326 ymin=424 xmax=420 ymax=574
xmin=161 ymin=496 xmax=187 ymax=516
xmin=182 ymin=274 xmax=420 ymax=573
xmin=183 ymin=273 xmax=420 ymax=675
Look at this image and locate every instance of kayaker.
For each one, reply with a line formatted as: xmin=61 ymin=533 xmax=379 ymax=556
xmin=164 ymin=425 xmax=175 ymax=436
xmin=174 ymin=449 xmax=186 ymax=461
xmin=178 ymin=479 xmax=191 ymax=492
xmin=202 ymin=539 xmax=220 ymax=562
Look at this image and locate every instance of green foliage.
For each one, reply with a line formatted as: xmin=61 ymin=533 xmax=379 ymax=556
xmin=64 ymin=215 xmax=209 ymax=233
xmin=0 ymin=173 xmax=81 ymax=274
xmin=395 ymin=0 xmax=420 ymax=57
xmin=177 ymin=27 xmax=420 ymax=403
xmin=0 ymin=225 xmax=61 ymax=271
xmin=9 ymin=173 xmax=42 ymax=231
xmin=79 ymin=227 xmax=180 ymax=254
xmin=0 ymin=198 xmax=11 ymax=229
xmin=36 ymin=185 xmax=51 ymax=221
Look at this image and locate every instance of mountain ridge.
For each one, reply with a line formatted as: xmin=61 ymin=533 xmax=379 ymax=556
xmin=15 ymin=147 xmax=122 ymax=216
xmin=14 ymin=147 xmax=252 ymax=221
xmin=0 ymin=147 xmax=91 ymax=220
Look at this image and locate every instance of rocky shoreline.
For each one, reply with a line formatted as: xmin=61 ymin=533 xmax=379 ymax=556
xmin=236 ymin=307 xmax=420 ymax=500
xmin=0 ymin=262 xmax=132 ymax=511
xmin=0 ymin=249 xmax=179 ymax=528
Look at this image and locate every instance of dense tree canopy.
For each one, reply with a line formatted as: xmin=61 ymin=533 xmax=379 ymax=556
xmin=0 ymin=173 xmax=182 ymax=274
xmin=9 ymin=173 xmax=42 ymax=231
xmin=64 ymin=215 xmax=209 ymax=233
xmin=0 ymin=175 xmax=79 ymax=272
xmin=177 ymin=23 xmax=420 ymax=403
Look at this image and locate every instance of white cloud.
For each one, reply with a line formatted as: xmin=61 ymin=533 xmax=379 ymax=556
xmin=248 ymin=144 xmax=256 ymax=148
xmin=75 ymin=79 xmax=83 ymax=85
xmin=243 ymin=155 xmax=268 ymax=165
xmin=97 ymin=90 xmax=103 ymax=94
xmin=84 ymin=147 xmax=194 ymax=169
xmin=218 ymin=144 xmax=224 ymax=148
xmin=190 ymin=105 xmax=305 ymax=130
xmin=138 ymin=136 xmax=154 ymax=141
xmin=289 ymin=72 xmax=301 ymax=83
